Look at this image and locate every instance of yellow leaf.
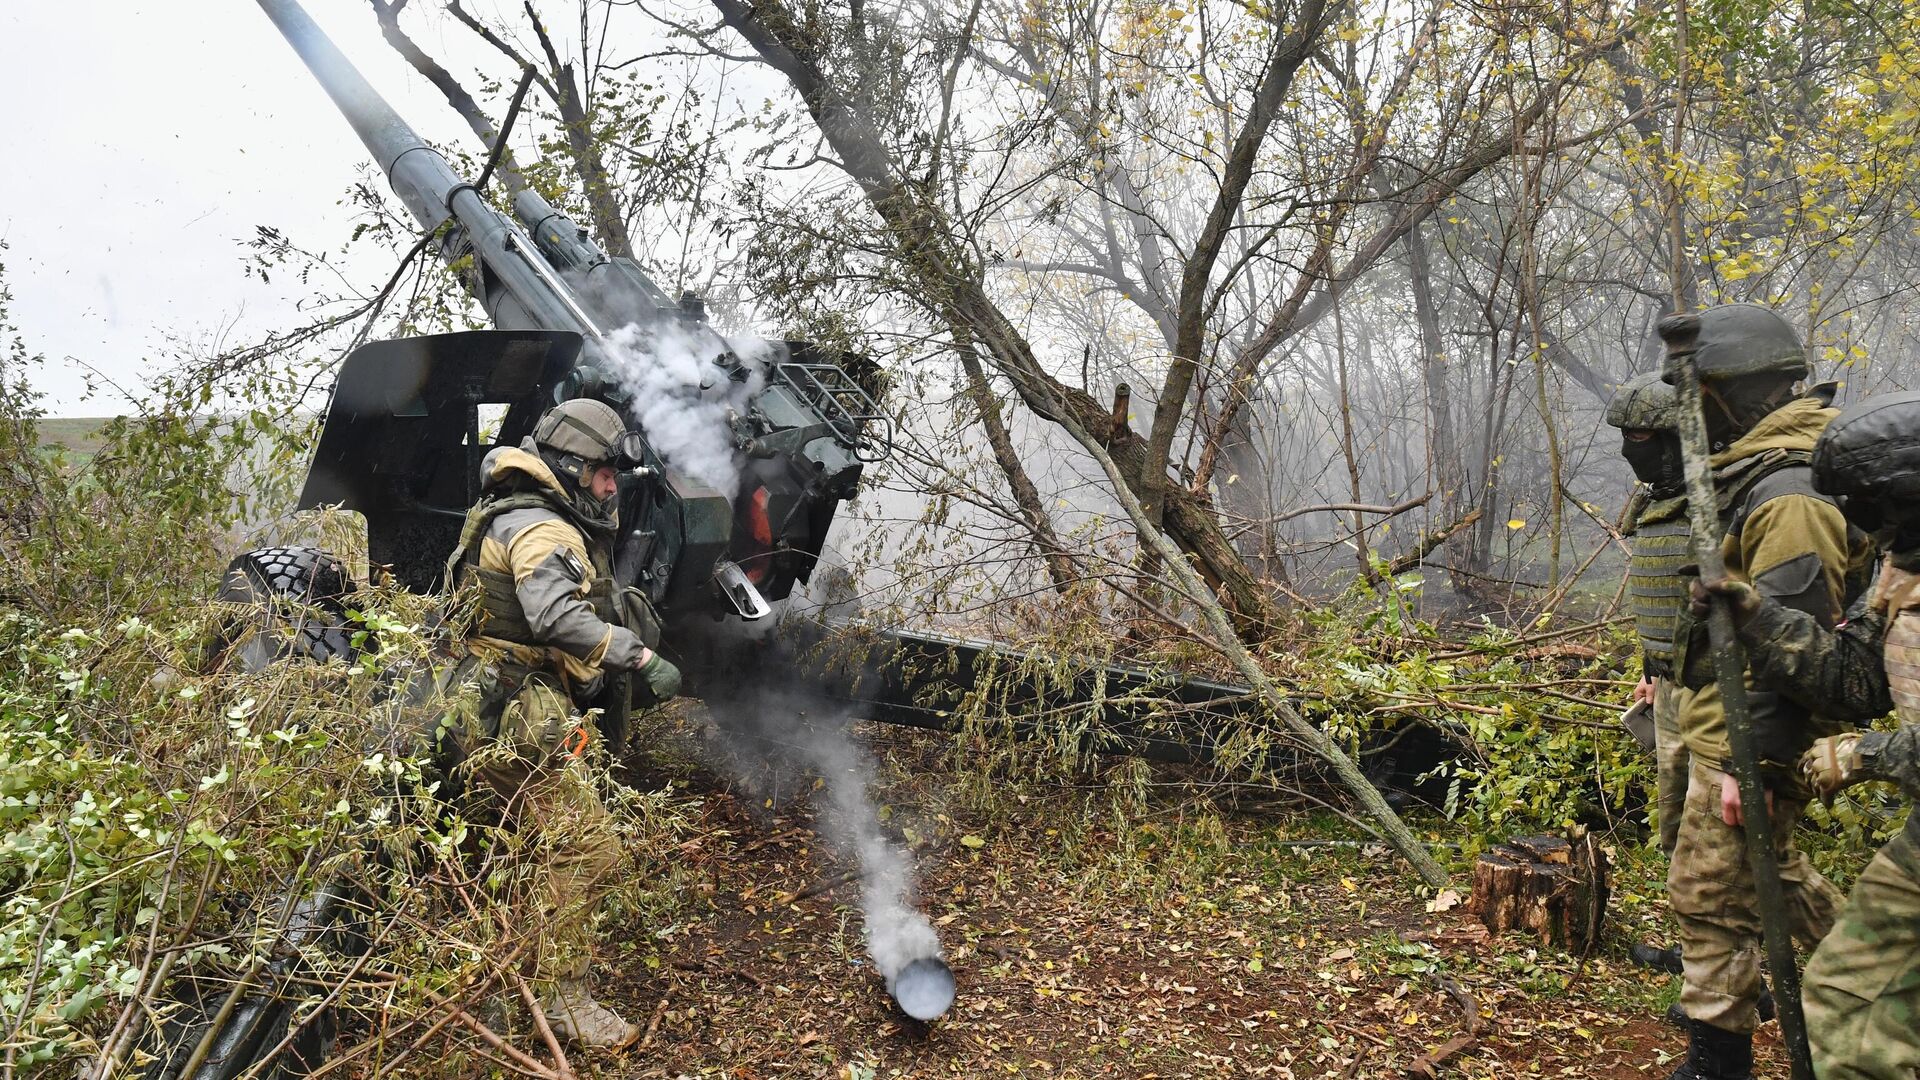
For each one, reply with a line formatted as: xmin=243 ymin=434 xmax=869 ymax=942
xmin=1506 ymin=518 xmax=1527 ymax=529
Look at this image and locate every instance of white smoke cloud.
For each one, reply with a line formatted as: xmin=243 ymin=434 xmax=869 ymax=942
xmin=699 ymin=693 xmax=947 ymax=1007
xmin=592 ymin=321 xmax=776 ymax=497
xmin=797 ymin=725 xmax=943 ymax=985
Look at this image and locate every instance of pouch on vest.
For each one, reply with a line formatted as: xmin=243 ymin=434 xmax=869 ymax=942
xmin=620 ymin=587 xmax=664 ymax=650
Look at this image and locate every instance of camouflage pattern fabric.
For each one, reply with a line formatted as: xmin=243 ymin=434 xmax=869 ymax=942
xmin=1629 ymin=497 xmax=1691 ymax=680
xmin=1667 ymin=752 xmax=1844 ymax=1032
xmin=1801 ymin=601 xmax=1920 ymax=1078
xmin=439 ymin=445 xmax=638 ymax=990
xmin=1737 ymin=583 xmax=1893 ymax=727
xmin=1883 ymin=571 xmax=1920 ymax=720
xmin=1672 ymin=394 xmax=1873 ymax=777
xmin=461 ymin=666 xmax=620 ymax=984
xmin=1802 ymin=832 xmax=1920 ymax=1080
xmin=1735 ymin=558 xmax=1920 ymax=1071
xmin=1654 ymin=677 xmax=1688 ymax=856
xmin=1658 ymin=397 xmax=1859 ymax=1035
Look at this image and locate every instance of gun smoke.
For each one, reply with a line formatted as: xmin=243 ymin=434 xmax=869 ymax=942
xmin=592 ymin=320 xmax=772 ymax=498
xmin=700 ymin=679 xmax=952 ymax=1019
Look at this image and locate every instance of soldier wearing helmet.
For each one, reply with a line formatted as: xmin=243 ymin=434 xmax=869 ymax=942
xmin=1694 ymin=390 xmax=1920 ymax=1079
xmin=1605 ymin=374 xmax=1691 ymax=978
xmin=1608 ymin=375 xmax=1689 ymax=845
xmin=1655 ymin=304 xmax=1871 ymax=1080
xmin=441 ymin=397 xmax=681 ymax=1050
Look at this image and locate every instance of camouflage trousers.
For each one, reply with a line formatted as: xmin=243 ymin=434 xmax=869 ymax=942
xmin=1668 ymin=759 xmax=1844 ymax=1032
xmin=459 ymin=666 xmax=621 ymax=986
xmin=1802 ymin=832 xmax=1920 ymax=1080
xmin=1654 ymin=678 xmax=1688 ymax=857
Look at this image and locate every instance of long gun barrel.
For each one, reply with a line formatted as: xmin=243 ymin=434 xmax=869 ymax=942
xmin=513 ymin=189 xmax=680 ymax=319
xmin=255 ymin=0 xmax=605 ymax=339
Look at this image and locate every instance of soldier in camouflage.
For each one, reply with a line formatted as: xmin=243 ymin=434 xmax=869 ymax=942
xmin=1695 ymin=390 xmax=1920 ymax=1080
xmin=1607 ymin=374 xmax=1691 ymax=978
xmin=442 ymin=398 xmax=683 ymax=1050
xmin=1657 ymin=304 xmax=1870 ymax=1080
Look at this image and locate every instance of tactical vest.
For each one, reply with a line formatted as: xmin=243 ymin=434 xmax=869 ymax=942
xmin=1673 ymin=447 xmax=1818 ymax=687
xmin=1870 ymin=561 xmax=1920 ymax=868
xmin=1875 ymin=563 xmax=1920 ymax=723
xmin=1628 ymin=495 xmax=1690 ymax=679
xmin=444 ymin=490 xmax=621 ymax=650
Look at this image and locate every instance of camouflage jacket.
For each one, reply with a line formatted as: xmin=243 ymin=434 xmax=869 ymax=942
xmin=1739 ymin=571 xmax=1920 ymax=799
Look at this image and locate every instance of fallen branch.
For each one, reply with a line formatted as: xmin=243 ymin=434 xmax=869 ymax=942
xmin=510 ymin=968 xmax=575 ymax=1078
xmin=1437 ymin=975 xmax=1482 ymax=1035
xmin=440 ymin=1003 xmax=560 ymax=1080
xmin=669 ymin=958 xmax=768 ymax=989
xmin=1026 ymin=377 xmax=1450 ymax=888
xmin=450 ymin=877 xmax=575 ymax=1079
xmin=1383 ymin=509 xmax=1483 ymax=578
xmin=1273 ymin=493 xmax=1432 ymax=524
xmin=775 ymin=868 xmax=859 ymax=905
xmin=637 ymin=996 xmax=671 ymax=1051
xmin=371 ymin=940 xmax=533 ymax=1079
xmin=1429 ymin=617 xmax=1629 ymax=661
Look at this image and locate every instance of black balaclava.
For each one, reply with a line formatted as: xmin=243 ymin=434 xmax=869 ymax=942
xmin=1840 ymin=495 xmax=1920 ymax=567
xmin=1702 ymin=372 xmax=1801 ymax=451
xmin=1621 ymin=431 xmax=1685 ymax=499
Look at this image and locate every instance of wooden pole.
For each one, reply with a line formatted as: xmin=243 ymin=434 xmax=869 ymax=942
xmin=1658 ymin=313 xmax=1812 ymax=1080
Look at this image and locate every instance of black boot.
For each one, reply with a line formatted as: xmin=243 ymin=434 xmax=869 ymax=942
xmin=1632 ymin=942 xmax=1685 ymax=974
xmin=1668 ymin=1019 xmax=1754 ymax=1080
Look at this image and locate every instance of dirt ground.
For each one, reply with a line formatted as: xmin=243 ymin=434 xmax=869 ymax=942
xmin=521 ymin=724 xmax=1785 ymax=1080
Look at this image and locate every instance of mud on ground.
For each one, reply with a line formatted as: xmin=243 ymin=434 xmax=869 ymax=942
xmin=505 ymin=721 xmax=1763 ymax=1080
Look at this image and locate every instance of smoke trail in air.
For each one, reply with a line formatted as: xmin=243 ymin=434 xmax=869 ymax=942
xmin=699 ymin=684 xmax=949 ymax=1014
xmin=795 ymin=720 xmax=942 ymax=990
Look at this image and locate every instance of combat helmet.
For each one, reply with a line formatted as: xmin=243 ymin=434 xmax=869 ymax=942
xmin=531 ymin=398 xmax=643 ymax=520
xmin=1608 ymin=372 xmax=1686 ymax=497
xmin=1811 ymin=391 xmax=1920 ymax=525
xmin=1660 ymin=303 xmax=1806 ymax=385
xmin=1605 ymin=373 xmax=1677 ymax=432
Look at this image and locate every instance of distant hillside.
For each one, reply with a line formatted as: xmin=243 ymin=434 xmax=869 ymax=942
xmin=34 ymin=416 xmax=115 ymax=458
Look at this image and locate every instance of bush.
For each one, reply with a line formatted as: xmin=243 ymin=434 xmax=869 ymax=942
xmin=0 ymin=265 xmax=692 ymax=1075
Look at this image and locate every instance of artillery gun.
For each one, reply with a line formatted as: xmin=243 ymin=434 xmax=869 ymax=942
xmin=158 ymin=3 xmax=1355 ymax=1075
xmin=248 ymin=0 xmax=885 ymax=644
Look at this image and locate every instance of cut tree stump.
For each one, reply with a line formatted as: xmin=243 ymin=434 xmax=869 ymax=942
xmin=1464 ymin=832 xmax=1609 ymax=953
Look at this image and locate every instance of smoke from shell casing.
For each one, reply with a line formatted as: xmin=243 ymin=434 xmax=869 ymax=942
xmin=700 ymin=684 xmax=951 ymax=1019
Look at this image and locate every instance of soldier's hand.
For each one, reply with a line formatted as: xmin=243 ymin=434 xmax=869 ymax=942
xmin=637 ymin=651 xmax=682 ymax=700
xmin=1799 ymin=733 xmax=1866 ymax=800
xmin=1632 ymin=676 xmax=1657 ymax=705
xmin=1718 ymin=771 xmax=1774 ymax=827
xmin=1687 ymin=573 xmax=1761 ymax=624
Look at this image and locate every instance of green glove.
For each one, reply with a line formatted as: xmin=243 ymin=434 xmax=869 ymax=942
xmin=637 ymin=652 xmax=682 ymax=700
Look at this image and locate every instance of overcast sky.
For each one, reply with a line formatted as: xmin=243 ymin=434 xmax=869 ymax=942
xmin=2 ymin=2 xmax=509 ymax=415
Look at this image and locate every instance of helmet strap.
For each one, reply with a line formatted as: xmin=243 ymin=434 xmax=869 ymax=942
xmin=1702 ymin=374 xmax=1798 ymax=450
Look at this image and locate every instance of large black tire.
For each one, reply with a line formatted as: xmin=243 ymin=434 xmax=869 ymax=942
xmin=212 ymin=547 xmax=363 ymax=672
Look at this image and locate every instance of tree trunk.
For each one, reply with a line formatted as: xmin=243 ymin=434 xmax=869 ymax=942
xmin=956 ymin=347 xmax=1077 ymax=593
xmin=1466 ymin=833 xmax=1609 ymax=953
xmin=712 ymin=0 xmax=1286 ymax=635
xmin=1406 ymin=223 xmax=1456 ymax=518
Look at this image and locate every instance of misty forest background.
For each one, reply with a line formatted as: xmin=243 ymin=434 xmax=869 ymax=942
xmin=6 ymin=0 xmax=1920 ymax=1075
